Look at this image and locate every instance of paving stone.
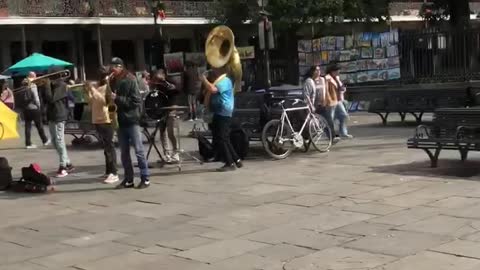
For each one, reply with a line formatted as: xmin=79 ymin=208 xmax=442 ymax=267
xmin=373 ymin=251 xmax=480 ymax=270
xmin=344 ymin=230 xmax=452 ymax=257
xmin=350 ymin=181 xmax=435 ymax=200
xmin=294 ymin=182 xmax=380 ymax=197
xmin=244 ymin=227 xmax=354 ymax=250
xmin=0 ymin=225 xmax=86 ymax=248
xmin=236 ymin=184 xmax=294 ymax=196
xmin=444 ymin=204 xmax=480 ymax=219
xmin=328 ymin=221 xmax=394 ymax=237
xmin=115 ymin=225 xmax=211 ymax=248
xmin=30 ymin=242 xmax=134 ymax=268
xmin=397 ymin=215 xmax=476 ymax=237
xmin=369 ymin=206 xmax=441 ymax=226
xmin=427 ymin=196 xmax=480 ymax=209
xmin=430 ymin=240 xmax=480 ymax=259
xmin=76 ymin=252 xmax=203 ymax=270
xmin=137 ymin=246 xmax=177 ymax=255
xmin=0 ymin=241 xmax=71 ymax=265
xmin=279 ymin=194 xmax=337 ymax=207
xmin=295 ymin=207 xmax=377 ymax=232
xmin=461 ymin=231 xmax=480 ymax=242
xmin=332 ymin=201 xmax=405 ymax=216
xmin=250 ymin=243 xmax=315 ymax=262
xmin=175 ymin=239 xmax=270 ymax=263
xmin=200 ymin=253 xmax=284 ymax=270
xmin=157 ymin=236 xmax=215 ymax=251
xmin=0 ymin=262 xmax=73 ymax=270
xmin=61 ymin=231 xmax=130 ymax=247
xmin=284 ymin=246 xmax=397 ymax=270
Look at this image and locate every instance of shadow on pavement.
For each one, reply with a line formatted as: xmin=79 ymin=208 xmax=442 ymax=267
xmin=370 ymin=160 xmax=480 ymax=179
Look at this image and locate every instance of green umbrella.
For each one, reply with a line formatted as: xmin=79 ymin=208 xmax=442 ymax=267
xmin=3 ymin=53 xmax=73 ymax=76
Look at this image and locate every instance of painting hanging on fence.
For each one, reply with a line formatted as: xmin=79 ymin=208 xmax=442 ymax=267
xmin=297 ymin=29 xmax=401 ymax=84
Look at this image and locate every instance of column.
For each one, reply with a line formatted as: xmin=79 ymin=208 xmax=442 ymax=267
xmin=21 ymin=25 xmax=27 ymax=58
xmin=78 ymin=30 xmax=86 ymax=81
xmin=135 ymin=39 xmax=146 ymax=71
xmin=102 ymin=39 xmax=112 ymax=65
xmin=32 ymin=39 xmax=42 ymax=54
xmin=1 ymin=41 xmax=11 ymax=71
xmin=69 ymin=39 xmax=78 ymax=80
xmin=96 ymin=25 xmax=104 ymax=66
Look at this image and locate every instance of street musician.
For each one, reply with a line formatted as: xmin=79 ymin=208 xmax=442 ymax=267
xmin=84 ymin=66 xmax=119 ymax=184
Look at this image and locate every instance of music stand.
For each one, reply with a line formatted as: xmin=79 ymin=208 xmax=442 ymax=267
xmin=161 ymin=106 xmax=203 ymax=171
xmin=139 ymin=117 xmax=166 ymax=168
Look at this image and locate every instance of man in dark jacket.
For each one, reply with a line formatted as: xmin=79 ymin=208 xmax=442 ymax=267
xmin=44 ymin=71 xmax=74 ymax=178
xmin=110 ymin=57 xmax=150 ymax=189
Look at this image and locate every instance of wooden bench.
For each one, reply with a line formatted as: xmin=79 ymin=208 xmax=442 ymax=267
xmin=407 ymin=107 xmax=480 ymax=167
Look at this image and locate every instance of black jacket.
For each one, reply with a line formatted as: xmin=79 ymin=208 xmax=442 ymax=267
xmin=44 ymin=79 xmax=68 ymax=122
xmin=112 ymin=72 xmax=142 ymax=127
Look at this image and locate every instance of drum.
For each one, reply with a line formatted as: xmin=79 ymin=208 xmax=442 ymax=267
xmin=143 ymin=90 xmax=169 ymax=120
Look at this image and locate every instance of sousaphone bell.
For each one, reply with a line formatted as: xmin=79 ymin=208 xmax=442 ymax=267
xmin=205 ymin=26 xmax=243 ymax=93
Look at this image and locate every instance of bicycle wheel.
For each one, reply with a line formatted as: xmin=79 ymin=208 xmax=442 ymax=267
xmin=309 ymin=114 xmax=332 ymax=152
xmin=261 ymin=119 xmax=294 ymax=160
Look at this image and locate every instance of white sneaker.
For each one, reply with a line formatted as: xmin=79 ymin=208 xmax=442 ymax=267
xmin=44 ymin=140 xmax=51 ymax=146
xmin=171 ymin=153 xmax=180 ymax=163
xmin=103 ymin=174 xmax=119 ymax=184
xmin=56 ymin=169 xmax=68 ymax=178
xmin=26 ymin=145 xmax=38 ymax=149
xmin=340 ymin=134 xmax=354 ymax=139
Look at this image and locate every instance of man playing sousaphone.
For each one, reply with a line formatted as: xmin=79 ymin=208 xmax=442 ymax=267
xmin=85 ymin=66 xmax=119 ymax=184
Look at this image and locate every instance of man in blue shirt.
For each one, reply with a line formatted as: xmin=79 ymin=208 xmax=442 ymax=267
xmin=201 ymin=67 xmax=243 ymax=172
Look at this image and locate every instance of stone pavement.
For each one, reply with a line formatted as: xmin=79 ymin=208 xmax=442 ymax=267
xmin=2 ymin=113 xmax=480 ymax=269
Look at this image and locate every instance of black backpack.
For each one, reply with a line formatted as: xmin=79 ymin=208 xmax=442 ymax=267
xmin=10 ymin=164 xmax=53 ymax=193
xmin=20 ymin=86 xmax=34 ymax=108
xmin=230 ymin=128 xmax=249 ymax=160
xmin=0 ymin=157 xmax=12 ymax=190
xmin=197 ymin=133 xmax=215 ymax=161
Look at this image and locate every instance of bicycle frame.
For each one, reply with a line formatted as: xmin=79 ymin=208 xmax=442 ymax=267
xmin=277 ymin=103 xmax=313 ymax=144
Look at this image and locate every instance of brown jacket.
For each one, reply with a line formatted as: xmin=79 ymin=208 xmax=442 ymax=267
xmin=323 ymin=74 xmax=339 ymax=107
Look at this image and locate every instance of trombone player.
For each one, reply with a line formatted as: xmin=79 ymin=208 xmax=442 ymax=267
xmin=44 ymin=67 xmax=75 ymax=178
xmin=84 ymin=66 xmax=119 ymax=184
xmin=23 ymin=71 xmax=50 ymax=149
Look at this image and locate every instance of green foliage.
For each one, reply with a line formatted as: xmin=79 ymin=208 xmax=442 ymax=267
xmin=213 ymin=0 xmax=391 ymax=26
xmin=419 ymin=0 xmax=470 ymax=29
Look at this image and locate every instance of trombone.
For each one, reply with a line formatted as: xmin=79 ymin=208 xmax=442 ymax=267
xmin=13 ymin=69 xmax=71 ymax=93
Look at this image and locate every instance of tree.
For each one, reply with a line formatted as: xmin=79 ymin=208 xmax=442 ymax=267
xmin=420 ymin=0 xmax=470 ymax=29
xmin=213 ymin=0 xmax=391 ymax=27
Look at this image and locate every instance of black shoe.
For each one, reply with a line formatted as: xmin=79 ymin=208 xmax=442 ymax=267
xmin=136 ymin=180 xmax=150 ymax=189
xmin=116 ymin=180 xmax=134 ymax=189
xmin=216 ymin=164 xmax=236 ymax=172
xmin=235 ymin=160 xmax=244 ymax=168
xmin=66 ymin=164 xmax=75 ymax=173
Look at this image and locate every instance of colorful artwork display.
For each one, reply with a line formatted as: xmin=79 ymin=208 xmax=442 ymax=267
xmin=297 ymin=29 xmax=401 ymax=84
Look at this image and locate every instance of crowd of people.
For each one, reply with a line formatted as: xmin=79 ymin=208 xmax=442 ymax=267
xmin=0 ymin=55 xmax=354 ymax=187
xmin=0 ymin=56 xmax=243 ymax=187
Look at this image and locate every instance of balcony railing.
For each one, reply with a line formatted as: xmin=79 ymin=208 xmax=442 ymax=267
xmin=0 ymin=0 xmax=216 ymax=18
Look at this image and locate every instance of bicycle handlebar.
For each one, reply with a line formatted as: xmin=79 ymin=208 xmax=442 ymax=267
xmin=275 ymin=98 xmax=304 ymax=107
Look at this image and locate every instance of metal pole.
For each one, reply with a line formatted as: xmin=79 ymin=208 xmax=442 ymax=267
xmin=21 ymin=25 xmax=27 ymax=58
xmin=264 ymin=16 xmax=271 ymax=90
xmin=96 ymin=24 xmax=103 ymax=67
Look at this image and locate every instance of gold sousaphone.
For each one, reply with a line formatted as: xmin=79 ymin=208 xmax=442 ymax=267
xmin=205 ymin=25 xmax=242 ymax=93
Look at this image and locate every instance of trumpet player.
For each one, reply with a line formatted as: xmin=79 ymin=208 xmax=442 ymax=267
xmin=85 ymin=66 xmax=119 ymax=184
xmin=44 ymin=67 xmax=74 ymax=178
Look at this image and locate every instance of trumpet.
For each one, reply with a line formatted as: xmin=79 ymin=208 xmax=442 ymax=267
xmin=13 ymin=69 xmax=71 ymax=93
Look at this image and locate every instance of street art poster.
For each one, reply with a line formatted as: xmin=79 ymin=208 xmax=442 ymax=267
xmin=164 ymin=52 xmax=184 ymax=75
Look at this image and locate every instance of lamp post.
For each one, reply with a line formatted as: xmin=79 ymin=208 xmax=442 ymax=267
xmin=258 ymin=0 xmax=271 ymax=90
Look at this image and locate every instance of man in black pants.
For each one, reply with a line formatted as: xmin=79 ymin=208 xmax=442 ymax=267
xmin=200 ymin=68 xmax=243 ymax=172
xmin=24 ymin=72 xmax=50 ymax=149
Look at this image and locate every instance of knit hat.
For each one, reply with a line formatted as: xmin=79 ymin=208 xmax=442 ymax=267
xmin=110 ymin=57 xmax=124 ymax=66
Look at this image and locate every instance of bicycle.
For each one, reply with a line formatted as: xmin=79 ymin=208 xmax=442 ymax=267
xmin=261 ymin=98 xmax=333 ymax=160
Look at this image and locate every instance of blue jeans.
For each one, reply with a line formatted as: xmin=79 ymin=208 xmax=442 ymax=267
xmin=323 ymin=106 xmax=336 ymax=137
xmin=118 ymin=124 xmax=149 ymax=181
xmin=334 ymin=102 xmax=349 ymax=136
xmin=48 ymin=121 xmax=70 ymax=167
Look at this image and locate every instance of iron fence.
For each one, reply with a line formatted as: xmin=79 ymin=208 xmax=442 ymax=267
xmin=399 ymin=28 xmax=480 ymax=84
xmin=2 ymin=0 xmax=216 ymax=17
